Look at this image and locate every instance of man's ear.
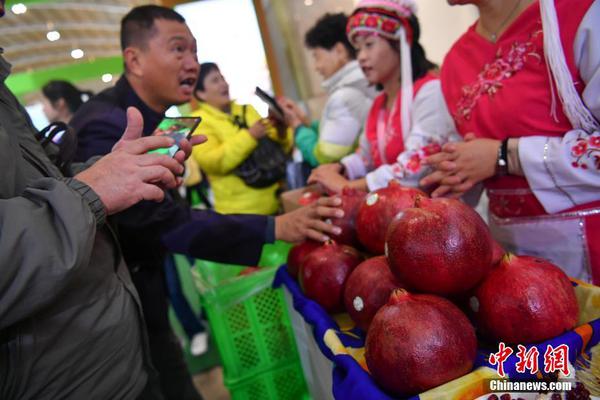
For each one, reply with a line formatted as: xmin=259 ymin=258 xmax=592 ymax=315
xmin=123 ymin=47 xmax=144 ymax=77
xmin=56 ymin=98 xmax=68 ymax=112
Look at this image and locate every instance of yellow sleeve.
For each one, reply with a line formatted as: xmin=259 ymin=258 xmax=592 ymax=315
xmin=245 ymin=105 xmax=294 ymax=153
xmin=192 ymin=120 xmax=258 ymax=175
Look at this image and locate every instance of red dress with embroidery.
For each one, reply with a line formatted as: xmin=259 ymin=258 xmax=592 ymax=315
xmin=441 ymin=0 xmax=600 ymax=283
xmin=365 ymin=72 xmax=438 ymax=168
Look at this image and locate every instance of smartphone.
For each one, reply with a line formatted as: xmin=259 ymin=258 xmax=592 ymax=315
xmin=149 ymin=116 xmax=202 ymax=157
xmin=255 ymin=86 xmax=285 ymax=121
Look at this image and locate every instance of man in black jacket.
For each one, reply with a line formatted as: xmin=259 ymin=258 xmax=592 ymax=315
xmin=70 ymin=6 xmax=342 ymax=400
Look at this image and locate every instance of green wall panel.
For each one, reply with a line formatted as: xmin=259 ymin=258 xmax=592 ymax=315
xmin=6 ymin=56 xmax=124 ymax=97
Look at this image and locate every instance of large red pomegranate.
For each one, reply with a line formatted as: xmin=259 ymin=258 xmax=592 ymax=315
xmin=472 ymin=254 xmax=579 ymax=344
xmin=366 ymin=289 xmax=477 ymax=396
xmin=331 ymin=187 xmax=366 ymax=247
xmin=343 ymin=256 xmax=404 ymax=331
xmin=299 ymin=241 xmax=363 ymax=313
xmin=386 ymin=197 xmax=493 ymax=295
xmin=287 ymin=240 xmax=321 ymax=279
xmin=356 ymin=181 xmax=425 ymax=254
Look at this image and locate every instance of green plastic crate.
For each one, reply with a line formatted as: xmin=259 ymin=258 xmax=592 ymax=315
xmin=184 ymin=241 xmax=307 ymax=383
xmin=226 ymin=362 xmax=310 ymax=400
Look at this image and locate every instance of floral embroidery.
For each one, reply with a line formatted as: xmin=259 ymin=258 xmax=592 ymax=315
xmin=570 ymin=133 xmax=600 ymax=170
xmin=455 ymin=31 xmax=543 ymax=124
xmin=392 ymin=140 xmax=443 ymax=178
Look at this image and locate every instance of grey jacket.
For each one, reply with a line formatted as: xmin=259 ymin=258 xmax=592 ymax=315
xmin=0 ymin=55 xmax=149 ymax=399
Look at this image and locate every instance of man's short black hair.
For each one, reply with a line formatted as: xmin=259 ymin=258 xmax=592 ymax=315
xmin=120 ymin=5 xmax=186 ymax=51
xmin=305 ymin=13 xmax=356 ymax=59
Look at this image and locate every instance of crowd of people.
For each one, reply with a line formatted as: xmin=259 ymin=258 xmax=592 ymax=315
xmin=2 ymin=0 xmax=599 ymax=398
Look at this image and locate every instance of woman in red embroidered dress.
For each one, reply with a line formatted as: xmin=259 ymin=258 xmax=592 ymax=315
xmin=308 ymin=0 xmax=458 ymax=194
xmin=422 ymin=0 xmax=600 ymax=283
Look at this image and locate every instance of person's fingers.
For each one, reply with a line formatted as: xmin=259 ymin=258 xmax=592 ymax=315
xmin=307 ymin=173 xmax=320 ymax=184
xmin=309 ymin=218 xmax=341 ymax=236
xmin=437 ymin=160 xmax=458 ymax=172
xmin=121 ymin=107 xmax=145 ymax=142
xmin=442 ymin=142 xmax=459 ymax=153
xmin=420 ymin=170 xmax=449 ymax=187
xmin=304 ymin=228 xmax=330 ymax=242
xmin=316 ymin=205 xmax=344 ymax=219
xmin=317 ymin=196 xmax=342 ymax=207
xmin=189 ymin=134 xmax=207 ymax=147
xmin=139 ymin=183 xmax=166 ymax=203
xmin=439 ymin=174 xmax=464 ymax=186
xmin=464 ymin=133 xmax=477 ymax=141
xmin=139 ymin=165 xmax=178 ymax=188
xmin=421 ymin=151 xmax=455 ymax=166
xmin=431 ymin=184 xmax=453 ymax=198
xmin=137 ymin=153 xmax=184 ymax=175
xmin=119 ymin=135 xmax=175 ymax=155
xmin=175 ymin=138 xmax=192 ymax=158
xmin=451 ymin=180 xmax=475 ymax=194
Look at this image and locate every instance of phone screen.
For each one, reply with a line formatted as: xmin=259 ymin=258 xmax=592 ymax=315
xmin=149 ymin=116 xmax=202 ymax=157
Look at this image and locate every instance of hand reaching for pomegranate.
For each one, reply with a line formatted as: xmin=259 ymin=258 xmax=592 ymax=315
xmin=420 ymin=133 xmax=500 ymax=198
xmin=275 ymin=196 xmax=344 ymax=243
xmin=308 ymin=163 xmax=349 ymax=194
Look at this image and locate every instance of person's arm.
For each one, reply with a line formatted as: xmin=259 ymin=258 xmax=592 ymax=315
xmin=365 ymin=80 xmax=460 ymax=191
xmin=192 ymin=120 xmax=258 ymax=175
xmin=518 ymin=1 xmax=600 ymax=213
xmin=161 ymin=197 xmax=345 ymax=265
xmin=314 ymin=88 xmax=370 ymax=165
xmin=0 ymin=177 xmax=101 ymax=329
xmin=341 ymin=129 xmax=373 ymax=180
xmin=0 ymin=107 xmax=183 ymax=328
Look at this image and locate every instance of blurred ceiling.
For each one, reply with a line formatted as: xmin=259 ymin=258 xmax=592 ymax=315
xmin=0 ymin=0 xmax=156 ymax=73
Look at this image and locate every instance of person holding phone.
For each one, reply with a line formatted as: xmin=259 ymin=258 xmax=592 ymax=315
xmin=70 ymin=6 xmax=342 ymax=400
xmin=191 ymin=62 xmax=293 ymax=215
xmin=278 ymin=13 xmax=375 ymax=168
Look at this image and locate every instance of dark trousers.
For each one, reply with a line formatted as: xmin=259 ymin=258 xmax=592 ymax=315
xmin=138 ymin=331 xmax=203 ymax=400
xmin=131 ymin=266 xmax=203 ymax=400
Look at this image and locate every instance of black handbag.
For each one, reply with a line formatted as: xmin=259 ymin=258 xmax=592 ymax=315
xmin=232 ymin=105 xmax=288 ymax=188
xmin=34 ymin=122 xmax=77 ymax=174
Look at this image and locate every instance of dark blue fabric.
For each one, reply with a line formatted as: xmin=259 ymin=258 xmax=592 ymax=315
xmin=70 ymin=76 xmax=270 ymax=333
xmin=274 ymin=266 xmax=600 ymax=400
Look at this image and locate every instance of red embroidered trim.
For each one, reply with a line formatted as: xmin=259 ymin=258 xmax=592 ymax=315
xmin=570 ymin=133 xmax=600 ymax=170
xmin=454 ymin=30 xmax=543 ymax=124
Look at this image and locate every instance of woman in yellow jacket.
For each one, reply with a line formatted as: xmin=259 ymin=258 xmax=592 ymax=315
xmin=191 ymin=63 xmax=293 ymax=214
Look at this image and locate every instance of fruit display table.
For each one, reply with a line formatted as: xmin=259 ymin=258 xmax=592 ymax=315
xmin=274 ymin=266 xmax=600 ymax=400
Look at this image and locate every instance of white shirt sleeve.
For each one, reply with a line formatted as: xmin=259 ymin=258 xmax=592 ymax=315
xmin=365 ymin=80 xmax=462 ymax=191
xmin=519 ymin=0 xmax=600 ymax=213
xmin=341 ymin=130 xmax=372 ymax=180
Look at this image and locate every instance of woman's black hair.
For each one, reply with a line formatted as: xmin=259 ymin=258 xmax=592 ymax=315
xmin=194 ymin=62 xmax=220 ymax=100
xmin=305 ymin=13 xmax=356 ymax=59
xmin=42 ymin=80 xmax=93 ymax=113
xmin=407 ymin=15 xmax=437 ymax=81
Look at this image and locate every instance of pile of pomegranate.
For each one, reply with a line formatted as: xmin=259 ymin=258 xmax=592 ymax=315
xmin=285 ymin=181 xmax=580 ymax=397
